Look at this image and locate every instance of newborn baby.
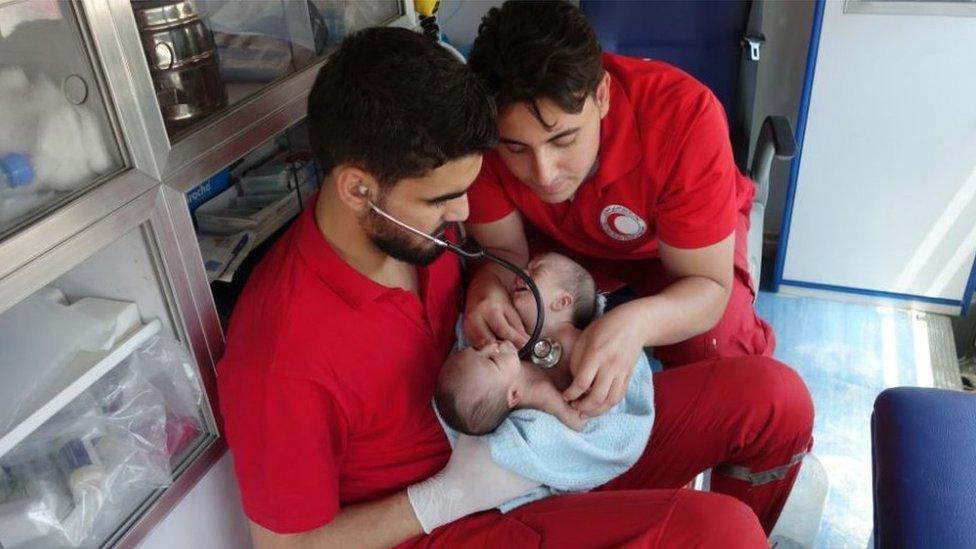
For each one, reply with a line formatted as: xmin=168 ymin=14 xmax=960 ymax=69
xmin=434 ymin=253 xmax=655 ymax=510
xmin=436 ymin=253 xmax=599 ymax=435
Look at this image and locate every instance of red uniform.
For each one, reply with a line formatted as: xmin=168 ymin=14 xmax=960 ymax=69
xmin=218 ymin=202 xmax=460 ymax=532
xmin=219 ymin=203 xmax=813 ymax=546
xmin=467 ymin=53 xmax=775 ymax=367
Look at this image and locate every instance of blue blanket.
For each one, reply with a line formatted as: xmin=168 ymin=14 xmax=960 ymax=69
xmin=438 ymin=352 xmax=656 ymax=511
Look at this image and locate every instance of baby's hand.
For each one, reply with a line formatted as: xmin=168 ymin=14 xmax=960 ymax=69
xmin=553 ymin=400 xmax=588 ymax=431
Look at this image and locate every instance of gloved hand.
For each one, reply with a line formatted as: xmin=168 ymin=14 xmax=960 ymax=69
xmin=407 ymin=434 xmax=540 ymax=533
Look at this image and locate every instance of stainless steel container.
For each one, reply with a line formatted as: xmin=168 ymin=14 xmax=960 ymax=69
xmin=132 ymin=0 xmax=227 ymax=129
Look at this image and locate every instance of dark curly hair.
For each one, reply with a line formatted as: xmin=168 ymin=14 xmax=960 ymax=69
xmin=308 ymin=27 xmax=497 ymax=186
xmin=468 ymin=1 xmax=604 ymax=127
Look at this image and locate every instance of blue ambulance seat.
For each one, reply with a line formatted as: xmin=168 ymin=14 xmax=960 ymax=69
xmin=580 ymin=0 xmax=748 ymax=125
xmin=872 ymin=387 xmax=976 ymax=548
xmin=580 ymin=0 xmax=795 ymax=289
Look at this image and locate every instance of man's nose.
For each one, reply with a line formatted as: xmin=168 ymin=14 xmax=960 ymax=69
xmin=531 ymin=150 xmax=556 ymax=186
xmin=443 ymin=194 xmax=469 ymax=223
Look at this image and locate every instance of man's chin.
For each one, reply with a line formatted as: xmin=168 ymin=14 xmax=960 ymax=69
xmin=534 ymin=183 xmax=579 ymax=204
xmin=377 ymin=240 xmax=446 ymax=266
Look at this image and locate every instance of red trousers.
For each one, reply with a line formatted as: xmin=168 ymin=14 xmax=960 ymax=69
xmin=528 ymin=211 xmax=775 ymax=368
xmin=402 ymin=356 xmax=815 ymax=548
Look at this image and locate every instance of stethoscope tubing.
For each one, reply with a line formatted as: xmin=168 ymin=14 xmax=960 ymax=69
xmin=368 ymin=201 xmax=545 ymax=359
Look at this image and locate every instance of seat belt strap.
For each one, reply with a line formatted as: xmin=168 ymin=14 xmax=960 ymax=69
xmin=734 ymin=0 xmax=765 ymax=171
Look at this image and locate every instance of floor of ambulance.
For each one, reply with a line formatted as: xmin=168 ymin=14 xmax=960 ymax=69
xmin=756 ymin=291 xmax=960 ymax=548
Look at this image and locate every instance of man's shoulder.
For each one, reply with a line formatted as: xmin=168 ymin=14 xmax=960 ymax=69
xmin=605 ymin=52 xmax=715 ymax=124
xmin=604 ymin=53 xmax=722 ymax=171
xmin=220 ymin=234 xmax=348 ymax=377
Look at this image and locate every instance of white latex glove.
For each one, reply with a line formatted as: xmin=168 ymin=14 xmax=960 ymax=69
xmin=407 ymin=434 xmax=540 ymax=533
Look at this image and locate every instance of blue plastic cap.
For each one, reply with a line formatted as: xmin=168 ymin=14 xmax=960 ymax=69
xmin=1 ymin=153 xmax=34 ymax=188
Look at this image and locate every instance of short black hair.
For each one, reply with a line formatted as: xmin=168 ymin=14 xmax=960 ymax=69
xmin=308 ymin=27 xmax=497 ymax=186
xmin=469 ymin=1 xmax=603 ymax=126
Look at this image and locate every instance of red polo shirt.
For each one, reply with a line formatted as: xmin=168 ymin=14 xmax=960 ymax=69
xmin=217 ymin=200 xmax=457 ymax=533
xmin=468 ymin=53 xmax=754 ymax=265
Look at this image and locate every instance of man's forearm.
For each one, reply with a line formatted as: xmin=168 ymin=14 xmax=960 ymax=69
xmin=628 ymin=276 xmax=731 ymax=347
xmin=251 ymin=491 xmax=423 ymax=549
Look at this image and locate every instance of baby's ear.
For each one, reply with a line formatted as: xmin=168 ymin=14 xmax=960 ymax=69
xmin=507 ymin=386 xmax=521 ymax=408
xmin=551 ymin=292 xmax=573 ymax=312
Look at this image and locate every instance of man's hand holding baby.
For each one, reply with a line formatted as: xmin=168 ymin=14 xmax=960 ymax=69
xmin=563 ymin=301 xmax=646 ymax=417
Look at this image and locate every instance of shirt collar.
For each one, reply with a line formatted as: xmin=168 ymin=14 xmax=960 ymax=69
xmin=295 ymin=197 xmax=387 ymax=308
xmin=590 ymin=70 xmax=644 ymax=192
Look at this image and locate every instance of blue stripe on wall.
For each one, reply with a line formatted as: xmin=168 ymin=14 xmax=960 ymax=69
xmin=962 ymin=255 xmax=976 ymax=316
xmin=779 ymin=278 xmax=962 ymax=308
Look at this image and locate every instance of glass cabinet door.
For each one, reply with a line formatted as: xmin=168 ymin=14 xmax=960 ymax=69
xmin=0 ymin=0 xmax=127 ymax=239
xmin=128 ymin=0 xmax=407 ymax=141
xmin=311 ymin=0 xmax=403 ymax=48
xmin=0 ymin=183 xmax=220 ymax=548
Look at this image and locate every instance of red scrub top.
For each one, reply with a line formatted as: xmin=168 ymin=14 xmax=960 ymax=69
xmin=217 ymin=201 xmax=458 ymax=533
xmin=467 ymin=53 xmax=754 ymax=264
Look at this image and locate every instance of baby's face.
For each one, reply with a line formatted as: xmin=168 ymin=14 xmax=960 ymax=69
xmin=511 ymin=255 xmax=562 ymax=331
xmin=449 ymin=340 xmax=522 ymax=398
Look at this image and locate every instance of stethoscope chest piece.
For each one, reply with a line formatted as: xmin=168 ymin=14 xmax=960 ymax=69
xmin=530 ymin=337 xmax=562 ymax=369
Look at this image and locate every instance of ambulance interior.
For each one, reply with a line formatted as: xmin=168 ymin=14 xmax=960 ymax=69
xmin=0 ymin=0 xmax=973 ymax=548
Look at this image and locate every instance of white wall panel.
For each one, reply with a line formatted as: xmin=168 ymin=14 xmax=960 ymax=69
xmin=138 ymin=454 xmax=252 ymax=549
xmin=781 ymin=0 xmax=976 ymax=304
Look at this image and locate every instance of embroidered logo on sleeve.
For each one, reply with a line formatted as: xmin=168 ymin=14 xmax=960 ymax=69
xmin=599 ymin=204 xmax=647 ymax=241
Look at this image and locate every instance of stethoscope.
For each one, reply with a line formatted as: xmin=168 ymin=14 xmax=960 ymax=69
xmin=362 ymin=190 xmax=562 ymax=368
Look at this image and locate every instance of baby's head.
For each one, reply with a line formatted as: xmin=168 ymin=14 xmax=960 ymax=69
xmin=435 ymin=340 xmax=523 ymax=435
xmin=511 ymin=252 xmax=597 ymax=333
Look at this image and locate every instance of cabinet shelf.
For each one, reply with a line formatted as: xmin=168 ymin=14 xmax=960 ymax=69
xmin=0 ymin=318 xmax=163 ymax=458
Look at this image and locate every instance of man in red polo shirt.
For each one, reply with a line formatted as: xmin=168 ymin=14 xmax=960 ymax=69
xmin=464 ymin=2 xmax=778 ymax=416
xmin=218 ymin=26 xmax=810 ymax=549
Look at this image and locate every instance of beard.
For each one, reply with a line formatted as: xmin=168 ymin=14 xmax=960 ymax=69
xmin=364 ymin=201 xmax=449 ymax=266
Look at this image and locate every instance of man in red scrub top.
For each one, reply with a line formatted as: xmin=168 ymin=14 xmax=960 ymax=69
xmin=464 ymin=1 xmax=780 ymax=416
xmin=218 ymin=25 xmax=812 ymax=549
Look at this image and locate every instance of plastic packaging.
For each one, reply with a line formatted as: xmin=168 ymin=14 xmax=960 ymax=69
xmin=0 ymin=497 xmax=58 ymax=547
xmin=769 ymin=454 xmax=829 ymax=549
xmin=199 ymin=0 xmax=319 ymax=82
xmin=186 ymin=168 xmax=233 ymax=213
xmin=236 ymin=161 xmax=298 ymax=194
xmin=0 ymin=335 xmax=205 ymax=548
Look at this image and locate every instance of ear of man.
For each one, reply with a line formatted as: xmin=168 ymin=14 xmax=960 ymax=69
xmin=334 ymin=165 xmax=375 ymax=210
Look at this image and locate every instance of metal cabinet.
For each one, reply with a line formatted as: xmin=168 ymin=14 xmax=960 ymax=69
xmin=0 ymin=0 xmax=129 ymax=239
xmin=0 ymin=1 xmax=416 ymax=546
xmin=87 ymin=0 xmax=413 ymax=189
xmin=0 ymin=179 xmax=223 ymax=548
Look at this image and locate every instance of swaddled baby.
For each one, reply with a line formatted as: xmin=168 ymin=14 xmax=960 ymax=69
xmin=436 ymin=252 xmax=598 ymax=435
xmin=434 ymin=253 xmax=656 ymax=509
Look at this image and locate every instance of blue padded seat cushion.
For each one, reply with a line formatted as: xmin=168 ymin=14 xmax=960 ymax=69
xmin=872 ymin=387 xmax=976 ymax=548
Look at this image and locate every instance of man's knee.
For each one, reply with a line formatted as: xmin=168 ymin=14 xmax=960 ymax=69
xmin=663 ymin=491 xmax=766 ymax=548
xmin=725 ymin=356 xmax=815 ymax=444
